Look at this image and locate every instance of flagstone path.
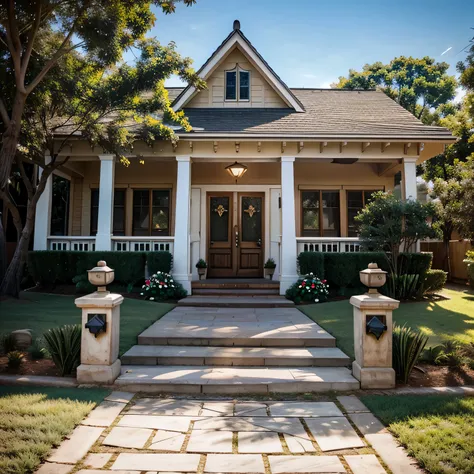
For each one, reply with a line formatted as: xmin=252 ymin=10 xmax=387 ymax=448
xmin=37 ymin=393 xmax=422 ymax=474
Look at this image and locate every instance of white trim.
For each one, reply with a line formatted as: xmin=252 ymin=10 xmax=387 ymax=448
xmin=173 ymin=32 xmax=304 ymax=112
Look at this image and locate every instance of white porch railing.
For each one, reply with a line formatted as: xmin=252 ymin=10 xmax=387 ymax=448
xmin=111 ymin=236 xmax=174 ymax=253
xmin=47 ymin=236 xmax=96 ymax=251
xmin=296 ymin=237 xmax=361 ymax=254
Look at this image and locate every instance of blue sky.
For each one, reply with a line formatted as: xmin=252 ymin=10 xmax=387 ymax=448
xmin=146 ymin=0 xmax=473 ymax=97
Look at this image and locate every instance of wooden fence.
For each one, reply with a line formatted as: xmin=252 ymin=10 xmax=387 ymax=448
xmin=421 ymin=240 xmax=472 ymax=281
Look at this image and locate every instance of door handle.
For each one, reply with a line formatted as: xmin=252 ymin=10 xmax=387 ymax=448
xmin=257 ymin=238 xmax=262 ymax=247
xmin=210 ymin=241 xmax=214 ymax=245
xmin=234 ymin=225 xmax=239 ymax=247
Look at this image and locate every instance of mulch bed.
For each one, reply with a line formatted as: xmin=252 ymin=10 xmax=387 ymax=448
xmin=406 ymin=363 xmax=474 ymax=387
xmin=0 ymin=353 xmax=60 ymax=376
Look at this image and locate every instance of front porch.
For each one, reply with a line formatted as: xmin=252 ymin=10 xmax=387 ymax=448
xmin=33 ymin=139 xmax=425 ymax=295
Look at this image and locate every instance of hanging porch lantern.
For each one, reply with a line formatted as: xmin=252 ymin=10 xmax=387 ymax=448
xmin=225 ymin=161 xmax=248 ymax=181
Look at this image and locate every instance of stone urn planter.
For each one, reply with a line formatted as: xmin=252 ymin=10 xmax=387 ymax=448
xmin=196 ymin=259 xmax=208 ymax=280
xmin=264 ymin=258 xmax=277 ymax=280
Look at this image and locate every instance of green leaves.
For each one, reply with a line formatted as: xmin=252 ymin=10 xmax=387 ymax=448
xmin=43 ymin=325 xmax=81 ymax=376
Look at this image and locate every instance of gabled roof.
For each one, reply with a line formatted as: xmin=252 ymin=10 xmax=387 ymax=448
xmin=172 ymin=21 xmax=305 ymax=113
xmin=175 ymin=89 xmax=454 ymax=141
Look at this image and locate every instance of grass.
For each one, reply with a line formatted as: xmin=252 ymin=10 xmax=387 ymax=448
xmin=299 ymin=287 xmax=474 ymax=358
xmin=361 ymin=394 xmax=474 ymax=474
xmin=0 ymin=385 xmax=109 ymax=474
xmin=0 ymin=292 xmax=174 ymax=355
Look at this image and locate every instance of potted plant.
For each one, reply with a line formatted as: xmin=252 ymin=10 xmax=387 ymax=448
xmin=463 ymin=250 xmax=474 ymax=287
xmin=264 ymin=258 xmax=277 ymax=280
xmin=195 ymin=259 xmax=208 ymax=280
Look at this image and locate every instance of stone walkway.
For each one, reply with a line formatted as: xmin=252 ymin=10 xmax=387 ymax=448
xmin=37 ymin=393 xmax=422 ymax=474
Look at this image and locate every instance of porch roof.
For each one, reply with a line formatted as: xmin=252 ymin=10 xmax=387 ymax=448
xmin=171 ymin=88 xmax=453 ymax=141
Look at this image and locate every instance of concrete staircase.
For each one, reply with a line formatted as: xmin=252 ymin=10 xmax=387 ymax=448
xmin=118 ymin=306 xmax=359 ymax=393
xmin=178 ymin=279 xmax=292 ymax=308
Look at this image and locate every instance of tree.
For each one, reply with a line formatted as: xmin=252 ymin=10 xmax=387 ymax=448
xmin=0 ymin=5 xmax=204 ymax=297
xmin=0 ymin=0 xmax=196 ymax=193
xmin=451 ymin=158 xmax=474 ymax=240
xmin=334 ymin=56 xmax=457 ymax=123
xmin=355 ymin=192 xmax=437 ymax=297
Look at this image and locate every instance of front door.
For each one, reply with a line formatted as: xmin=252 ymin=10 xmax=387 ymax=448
xmin=207 ymin=192 xmax=264 ymax=278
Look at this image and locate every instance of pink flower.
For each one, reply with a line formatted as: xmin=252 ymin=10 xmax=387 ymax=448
xmin=311 ymin=284 xmax=315 ymax=289
xmin=322 ymin=280 xmax=327 ymax=284
xmin=302 ymin=281 xmax=306 ymax=286
xmin=145 ymin=279 xmax=151 ymax=286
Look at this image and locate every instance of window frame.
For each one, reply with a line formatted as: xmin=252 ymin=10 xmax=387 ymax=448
xmin=225 ymin=65 xmax=251 ymax=102
xmin=90 ymin=188 xmax=126 ymax=237
xmin=132 ymin=188 xmax=171 ymax=237
xmin=346 ymin=189 xmax=380 ymax=237
xmin=301 ymin=190 xmax=341 ymax=238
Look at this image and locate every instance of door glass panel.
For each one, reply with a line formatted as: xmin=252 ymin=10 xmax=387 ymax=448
xmin=322 ymin=191 xmax=340 ymax=236
xmin=210 ymin=196 xmax=229 ymax=242
xmin=241 ymin=196 xmax=262 ymax=242
xmin=151 ymin=190 xmax=170 ymax=235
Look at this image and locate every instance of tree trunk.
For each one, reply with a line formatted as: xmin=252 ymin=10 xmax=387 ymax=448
xmin=443 ymin=236 xmax=452 ymax=281
xmin=0 ymin=215 xmax=6 ymax=283
xmin=0 ymin=93 xmax=26 ymax=192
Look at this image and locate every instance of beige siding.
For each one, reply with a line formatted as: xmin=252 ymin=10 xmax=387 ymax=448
xmin=187 ymin=47 xmax=288 ymax=108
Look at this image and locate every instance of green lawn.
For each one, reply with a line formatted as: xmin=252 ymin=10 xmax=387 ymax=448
xmin=361 ymin=394 xmax=474 ymax=474
xmin=0 ymin=385 xmax=109 ymax=474
xmin=0 ymin=292 xmax=174 ymax=354
xmin=300 ymin=287 xmax=474 ymax=358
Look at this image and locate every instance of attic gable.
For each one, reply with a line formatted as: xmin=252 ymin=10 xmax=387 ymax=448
xmin=172 ymin=20 xmax=304 ymax=112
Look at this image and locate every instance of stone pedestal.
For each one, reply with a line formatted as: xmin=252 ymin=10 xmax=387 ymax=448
xmin=75 ymin=292 xmax=124 ymax=384
xmin=350 ymin=292 xmax=399 ymax=389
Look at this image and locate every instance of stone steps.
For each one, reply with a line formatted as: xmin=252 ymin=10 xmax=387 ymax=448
xmin=178 ymin=296 xmax=293 ymax=308
xmin=193 ymin=288 xmax=279 ymax=296
xmin=192 ymin=280 xmax=280 ymax=290
xmin=115 ymin=365 xmax=360 ymax=393
xmin=121 ymin=346 xmax=350 ymax=367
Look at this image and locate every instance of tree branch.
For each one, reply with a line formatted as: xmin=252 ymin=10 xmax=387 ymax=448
xmin=5 ymin=0 xmax=23 ymax=87
xmin=0 ymin=97 xmax=10 ymax=125
xmin=16 ymin=158 xmax=34 ymax=200
xmin=0 ymin=189 xmax=23 ymax=240
xmin=20 ymin=0 xmax=42 ymax=82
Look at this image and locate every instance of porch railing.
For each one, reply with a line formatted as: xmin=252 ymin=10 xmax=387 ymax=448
xmin=111 ymin=236 xmax=174 ymax=253
xmin=47 ymin=236 xmax=96 ymax=251
xmin=296 ymin=237 xmax=361 ymax=254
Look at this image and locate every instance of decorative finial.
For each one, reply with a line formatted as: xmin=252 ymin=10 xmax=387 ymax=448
xmin=233 ymin=19 xmax=240 ymax=31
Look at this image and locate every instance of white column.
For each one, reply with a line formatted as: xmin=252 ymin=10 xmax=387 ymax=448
xmin=190 ymin=188 xmax=201 ymax=281
xmin=173 ymin=156 xmax=192 ymax=294
xmin=95 ymin=155 xmax=115 ymax=251
xmin=34 ymin=156 xmax=52 ymax=250
xmin=402 ymin=157 xmax=417 ymax=201
xmin=280 ymin=157 xmax=298 ymax=295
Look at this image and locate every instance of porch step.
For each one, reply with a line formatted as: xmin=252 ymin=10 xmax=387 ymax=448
xmin=115 ymin=365 xmax=360 ymax=393
xmin=193 ymin=288 xmax=279 ymax=296
xmin=192 ymin=279 xmax=280 ymax=290
xmin=121 ymin=346 xmax=350 ymax=367
xmin=178 ymin=295 xmax=293 ymax=308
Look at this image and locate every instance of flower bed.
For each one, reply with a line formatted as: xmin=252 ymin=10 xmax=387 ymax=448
xmin=140 ymin=271 xmax=187 ymax=301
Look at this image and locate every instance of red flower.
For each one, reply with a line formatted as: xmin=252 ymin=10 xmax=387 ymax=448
xmin=311 ymin=284 xmax=315 ymax=289
xmin=322 ymin=280 xmax=327 ymax=284
xmin=302 ymin=281 xmax=306 ymax=286
xmin=145 ymin=279 xmax=150 ymax=286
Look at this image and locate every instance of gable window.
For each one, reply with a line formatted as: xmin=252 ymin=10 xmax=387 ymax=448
xmin=90 ymin=189 xmax=126 ymax=236
xmin=301 ymin=191 xmax=340 ymax=237
xmin=132 ymin=189 xmax=170 ymax=236
xmin=225 ymin=66 xmax=250 ymax=101
xmin=347 ymin=190 xmax=378 ymax=237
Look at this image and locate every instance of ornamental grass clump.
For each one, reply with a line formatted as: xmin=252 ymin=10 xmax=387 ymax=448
xmin=44 ymin=325 xmax=81 ymax=376
xmin=286 ymin=273 xmax=329 ymax=304
xmin=140 ymin=271 xmax=187 ymax=301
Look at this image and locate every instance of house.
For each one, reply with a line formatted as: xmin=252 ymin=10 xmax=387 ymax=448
xmin=33 ymin=20 xmax=454 ymax=295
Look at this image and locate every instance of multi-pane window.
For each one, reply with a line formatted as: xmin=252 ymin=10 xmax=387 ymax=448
xmin=90 ymin=189 xmax=126 ymax=236
xmin=225 ymin=67 xmax=250 ymax=101
xmin=347 ymin=190 xmax=378 ymax=237
xmin=301 ymin=191 xmax=340 ymax=237
xmin=51 ymin=175 xmax=70 ymax=236
xmin=132 ymin=189 xmax=170 ymax=236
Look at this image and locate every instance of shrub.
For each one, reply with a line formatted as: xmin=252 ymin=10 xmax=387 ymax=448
xmin=44 ymin=325 xmax=81 ymax=376
xmin=0 ymin=333 xmax=17 ymax=354
xmin=423 ymin=269 xmax=447 ymax=294
xmin=29 ymin=338 xmax=47 ymax=360
xmin=392 ymin=324 xmax=429 ymax=384
xmin=264 ymin=258 xmax=276 ymax=269
xmin=147 ymin=251 xmax=173 ymax=274
xmin=141 ymin=271 xmax=187 ymax=301
xmin=7 ymin=351 xmax=24 ymax=370
xmin=464 ymin=250 xmax=474 ymax=287
xmin=433 ymin=341 xmax=464 ymax=367
xmin=195 ymin=258 xmax=207 ymax=269
xmin=297 ymin=252 xmax=324 ymax=278
xmin=285 ymin=273 xmax=329 ymax=304
xmin=28 ymin=251 xmax=80 ymax=286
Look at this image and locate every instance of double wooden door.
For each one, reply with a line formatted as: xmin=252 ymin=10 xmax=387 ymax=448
xmin=207 ymin=192 xmax=264 ymax=278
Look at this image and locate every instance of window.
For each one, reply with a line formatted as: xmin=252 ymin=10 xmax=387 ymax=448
xmin=132 ymin=189 xmax=170 ymax=236
xmin=301 ymin=191 xmax=340 ymax=237
xmin=51 ymin=175 xmax=70 ymax=236
xmin=347 ymin=190 xmax=378 ymax=237
xmin=90 ymin=189 xmax=126 ymax=236
xmin=225 ymin=66 xmax=250 ymax=101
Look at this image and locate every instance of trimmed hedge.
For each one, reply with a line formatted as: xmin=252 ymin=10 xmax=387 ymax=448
xmin=28 ymin=250 xmax=172 ymax=287
xmin=424 ymin=269 xmax=447 ymax=294
xmin=147 ymin=251 xmax=173 ymax=275
xmin=297 ymin=251 xmax=432 ymax=296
